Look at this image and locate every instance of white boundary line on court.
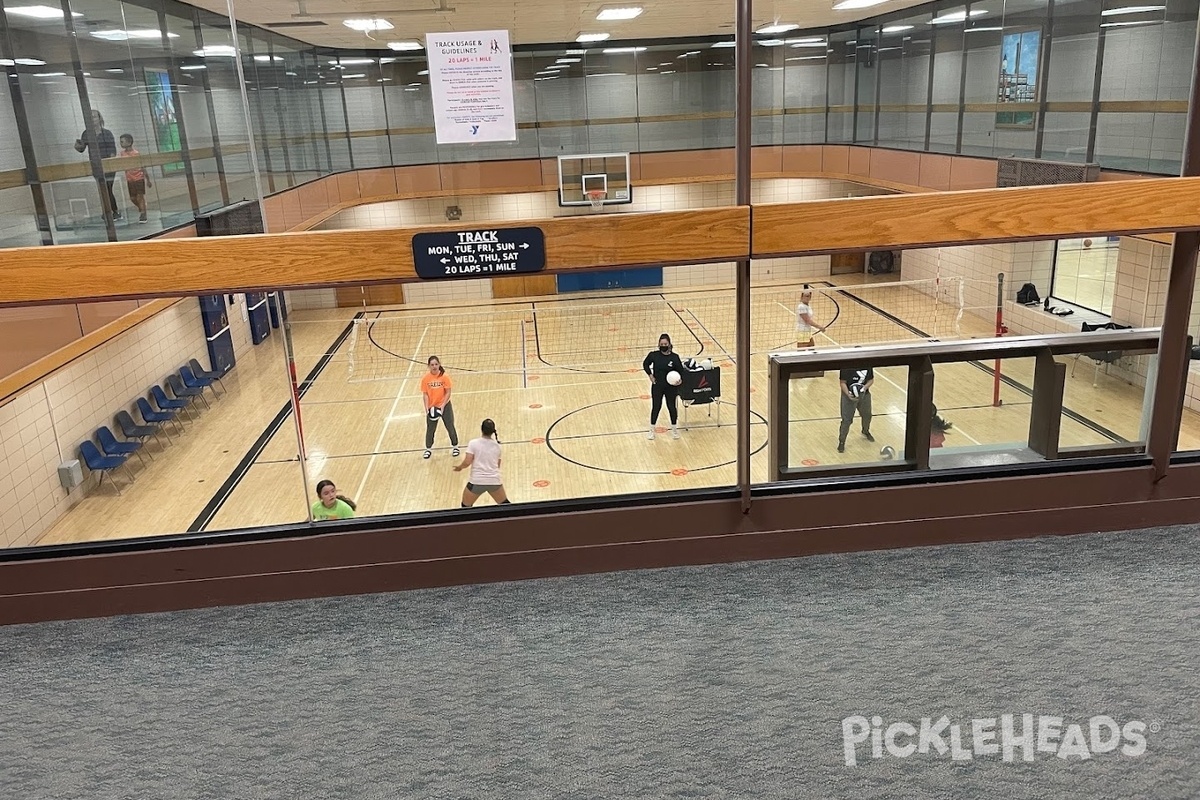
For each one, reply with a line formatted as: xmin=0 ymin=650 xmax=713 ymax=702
xmin=354 ymin=324 xmax=428 ymax=502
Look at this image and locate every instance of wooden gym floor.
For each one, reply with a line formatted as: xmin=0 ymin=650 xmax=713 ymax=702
xmin=35 ymin=275 xmax=1200 ymax=546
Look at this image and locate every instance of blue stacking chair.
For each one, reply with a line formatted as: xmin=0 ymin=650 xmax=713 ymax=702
xmin=96 ymin=425 xmax=148 ymax=468
xmin=188 ymin=358 xmax=225 ymax=394
xmin=167 ymin=373 xmax=209 ymax=411
xmin=136 ymin=396 xmax=181 ymax=437
xmin=116 ymin=409 xmax=165 ymax=451
xmin=180 ymin=365 xmax=218 ymax=400
xmin=151 ymin=384 xmax=192 ymax=422
xmin=79 ymin=440 xmax=133 ymax=495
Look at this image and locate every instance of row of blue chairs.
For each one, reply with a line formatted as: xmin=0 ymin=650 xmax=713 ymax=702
xmin=78 ymin=359 xmax=226 ymax=495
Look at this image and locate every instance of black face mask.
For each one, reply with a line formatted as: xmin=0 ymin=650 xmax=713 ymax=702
xmin=660 ymin=345 xmax=670 ymax=353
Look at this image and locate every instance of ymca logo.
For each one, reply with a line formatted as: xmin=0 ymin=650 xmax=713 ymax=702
xmin=470 ymin=125 xmax=480 ymax=136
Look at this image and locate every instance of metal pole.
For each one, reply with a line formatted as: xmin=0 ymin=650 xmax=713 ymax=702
xmin=993 ymin=272 xmax=1005 ymax=407
xmin=1147 ymin=18 xmax=1200 ymax=481
xmin=735 ymin=0 xmax=752 ymax=513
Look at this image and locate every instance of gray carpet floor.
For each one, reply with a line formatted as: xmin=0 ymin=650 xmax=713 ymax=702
xmin=1 ymin=526 xmax=1198 ymax=799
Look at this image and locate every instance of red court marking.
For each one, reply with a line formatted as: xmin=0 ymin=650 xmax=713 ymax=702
xmin=671 ymin=468 xmax=689 ymax=476
xmin=801 ymin=459 xmax=819 ymax=466
xmin=529 ymin=403 xmax=543 ymax=409
xmin=531 ymin=437 xmax=546 ymax=444
xmin=640 ymin=394 xmax=650 ymax=400
xmin=720 ymin=362 xmax=733 ymax=368
xmin=626 ymin=368 xmax=640 ymax=373
xmin=609 ymin=327 xmax=619 ymax=332
xmin=533 ymin=480 xmax=550 ymax=488
xmin=529 ymin=375 xmax=540 ymax=381
xmin=703 ymin=341 xmax=712 ymax=346
xmin=750 ymin=387 xmax=757 ymax=394
xmin=655 ymin=426 xmax=669 ymax=434
xmin=602 ymin=311 xmax=612 ymax=317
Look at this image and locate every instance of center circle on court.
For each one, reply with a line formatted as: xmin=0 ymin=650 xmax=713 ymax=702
xmin=545 ymin=396 xmax=769 ymax=475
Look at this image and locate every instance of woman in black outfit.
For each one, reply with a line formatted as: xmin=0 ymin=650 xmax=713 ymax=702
xmin=642 ymin=333 xmax=686 ymax=440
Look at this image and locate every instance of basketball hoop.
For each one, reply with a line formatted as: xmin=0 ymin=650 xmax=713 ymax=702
xmin=586 ymin=190 xmax=607 ymax=210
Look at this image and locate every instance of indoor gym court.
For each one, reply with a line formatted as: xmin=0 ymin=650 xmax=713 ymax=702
xmin=36 ymin=271 xmax=1200 ymax=546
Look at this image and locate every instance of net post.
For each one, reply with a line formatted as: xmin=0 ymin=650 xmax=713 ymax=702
xmin=993 ymin=272 xmax=1005 ymax=407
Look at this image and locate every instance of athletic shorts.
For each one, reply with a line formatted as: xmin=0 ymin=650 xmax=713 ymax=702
xmin=466 ymin=482 xmax=502 ymax=494
xmin=127 ymin=179 xmax=145 ymax=197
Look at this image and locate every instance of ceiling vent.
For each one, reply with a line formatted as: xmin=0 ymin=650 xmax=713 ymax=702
xmin=996 ymin=157 xmax=1100 ymax=188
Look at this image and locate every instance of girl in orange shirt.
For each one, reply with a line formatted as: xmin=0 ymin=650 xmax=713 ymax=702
xmin=420 ymin=355 xmax=460 ymax=459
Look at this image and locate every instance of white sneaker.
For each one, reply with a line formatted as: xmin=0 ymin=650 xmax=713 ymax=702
xmin=671 ymin=426 xmax=681 ymax=440
xmin=646 ymin=426 xmax=656 ymax=440
xmin=423 ymin=449 xmax=431 ymax=459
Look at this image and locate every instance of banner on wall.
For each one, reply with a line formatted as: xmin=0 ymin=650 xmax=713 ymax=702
xmin=426 ymin=30 xmax=517 ymax=145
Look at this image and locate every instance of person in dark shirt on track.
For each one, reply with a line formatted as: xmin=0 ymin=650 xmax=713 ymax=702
xmin=642 ymin=333 xmax=686 ymax=440
xmin=74 ymin=109 xmax=120 ymax=220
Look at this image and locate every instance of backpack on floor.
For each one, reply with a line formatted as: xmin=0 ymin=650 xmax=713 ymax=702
xmin=1016 ymin=283 xmax=1040 ymax=305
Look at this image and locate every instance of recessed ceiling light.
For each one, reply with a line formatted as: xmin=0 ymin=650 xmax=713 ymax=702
xmin=329 ymin=58 xmax=375 ymax=65
xmin=387 ymin=40 xmax=423 ymax=50
xmin=556 ymin=58 xmax=581 ymax=63
xmin=343 ymin=18 xmax=393 ymax=32
xmin=565 ymin=49 xmax=588 ymax=55
xmin=647 ymin=66 xmax=658 ymax=70
xmin=965 ymin=26 xmax=1003 ymax=32
xmin=105 ymin=68 xmax=123 ymax=73
xmin=930 ymin=9 xmax=988 ymax=23
xmin=342 ymin=73 xmax=367 ymax=78
xmin=33 ymin=71 xmax=65 ymax=77
xmin=832 ymin=0 xmax=887 ymax=8
xmin=603 ymin=46 xmax=646 ymax=53
xmin=14 ymin=57 xmax=46 ymax=65
xmin=757 ymin=22 xmax=799 ymax=34
xmin=882 ymin=25 xmax=914 ymax=33
xmin=179 ymin=64 xmax=207 ymax=71
xmin=1101 ymin=5 xmax=1165 ymax=14
xmin=254 ymin=55 xmax=284 ymax=62
xmin=0 ymin=59 xmax=13 ymax=66
xmin=576 ymin=33 xmax=610 ymax=42
xmin=661 ymin=70 xmax=676 ymax=74
xmin=712 ymin=41 xmax=736 ymax=48
xmin=597 ymin=7 xmax=643 ymax=20
xmin=5 ymin=5 xmax=81 ymax=18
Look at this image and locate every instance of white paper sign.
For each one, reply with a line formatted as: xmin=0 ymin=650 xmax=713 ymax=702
xmin=426 ymin=30 xmax=517 ymax=145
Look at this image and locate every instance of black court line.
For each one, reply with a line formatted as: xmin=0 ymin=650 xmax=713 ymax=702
xmin=545 ymin=396 xmax=769 ymax=475
xmin=188 ymin=314 xmax=362 ymax=532
xmin=818 ymin=281 xmax=1128 ymax=444
xmin=530 ymin=299 xmax=705 ymax=375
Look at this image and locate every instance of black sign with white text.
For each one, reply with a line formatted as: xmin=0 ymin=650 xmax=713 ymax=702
xmin=412 ymin=227 xmax=546 ymax=280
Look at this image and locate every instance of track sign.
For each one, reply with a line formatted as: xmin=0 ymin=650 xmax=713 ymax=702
xmin=412 ymin=227 xmax=546 ymax=280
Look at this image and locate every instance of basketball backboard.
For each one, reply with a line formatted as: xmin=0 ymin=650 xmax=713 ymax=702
xmin=557 ymin=153 xmax=632 ymax=208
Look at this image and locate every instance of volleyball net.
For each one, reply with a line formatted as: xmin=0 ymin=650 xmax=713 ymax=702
xmin=344 ymin=275 xmax=1003 ymax=383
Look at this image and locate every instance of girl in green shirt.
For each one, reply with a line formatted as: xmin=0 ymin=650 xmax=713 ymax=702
xmin=311 ymin=479 xmax=357 ymax=521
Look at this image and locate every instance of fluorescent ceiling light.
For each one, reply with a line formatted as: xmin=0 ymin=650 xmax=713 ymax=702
xmin=105 ymin=68 xmax=123 ymax=73
xmin=33 ymin=71 xmax=64 ymax=76
xmin=677 ymin=50 xmax=701 ymax=58
xmin=833 ymin=0 xmax=888 ymax=10
xmin=330 ymin=58 xmax=375 ymax=65
xmin=254 ymin=55 xmax=284 ymax=62
xmin=759 ymin=39 xmax=790 ymax=46
xmin=603 ymin=46 xmax=646 ymax=53
xmin=418 ymin=69 xmax=429 ymax=75
xmin=5 ymin=5 xmax=81 ymax=18
xmin=92 ymin=29 xmax=179 ymax=41
xmin=285 ymin=70 xmax=297 ymax=76
xmin=597 ymin=7 xmax=643 ymax=20
xmin=378 ymin=57 xmax=397 ymax=63
xmin=15 ymin=57 xmax=45 ymax=65
xmin=882 ymin=25 xmax=914 ymax=33
xmin=712 ymin=41 xmax=736 ymax=47
xmin=387 ymin=40 xmax=423 ymax=50
xmin=588 ymin=72 xmax=626 ymax=77
xmin=931 ymin=10 xmax=988 ymax=23
xmin=404 ymin=86 xmax=420 ymax=90
xmin=1101 ymin=19 xmax=1161 ymax=25
xmin=556 ymin=57 xmax=581 ymax=63
xmin=646 ymin=66 xmax=657 ymax=70
xmin=786 ymin=55 xmax=826 ymax=61
xmin=0 ymin=59 xmax=13 ymax=66
xmin=791 ymin=40 xmax=828 ymax=47
xmin=965 ymin=26 xmax=1003 ymax=32
xmin=577 ymin=33 xmax=610 ymax=42
xmin=661 ymin=69 xmax=676 ymax=74
xmin=194 ymin=45 xmax=235 ymax=57
xmin=1101 ymin=5 xmax=1165 ymax=15
xmin=343 ymin=18 xmax=393 ymax=32
xmin=179 ymin=64 xmax=207 ymax=70
xmin=342 ymin=73 xmax=366 ymax=78
xmin=757 ymin=22 xmax=800 ymax=34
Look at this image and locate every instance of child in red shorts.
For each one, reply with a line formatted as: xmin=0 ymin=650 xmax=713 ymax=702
xmin=119 ymin=133 xmax=151 ymax=223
